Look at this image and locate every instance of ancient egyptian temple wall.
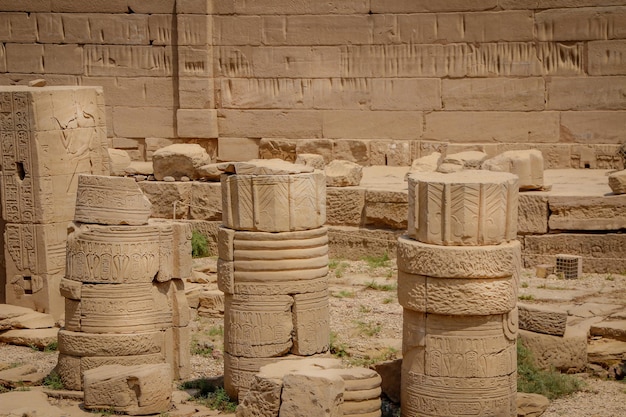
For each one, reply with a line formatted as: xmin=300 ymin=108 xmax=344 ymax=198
xmin=1 ymin=1 xmax=625 ymax=167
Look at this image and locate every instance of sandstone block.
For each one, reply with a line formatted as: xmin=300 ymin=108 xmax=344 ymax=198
xmin=424 ymin=111 xmax=560 ymax=143
xmin=296 ymin=139 xmax=334 ymax=163
xmin=295 ymin=153 xmax=326 ymax=170
xmin=437 ymin=150 xmax=489 ymax=173
xmin=609 ymin=170 xmax=626 ymax=194
xmin=518 ymin=303 xmax=568 ymax=336
xmin=0 ymin=304 xmax=37 ymax=320
xmin=548 ymin=194 xmax=626 ymax=231
xmin=518 ymin=194 xmax=549 ymax=234
xmin=0 ymin=310 xmax=54 ymax=330
xmin=83 ymin=364 xmax=172 ymax=415
xmin=588 ymin=40 xmax=626 ymax=75
xmin=280 ymin=369 xmax=344 ymax=417
xmin=5 ymin=43 xmax=43 ymax=73
xmin=198 ymin=290 xmax=225 ymax=317
xmin=217 ymin=137 xmax=260 ymax=162
xmin=0 ymin=364 xmax=47 ymax=388
xmin=482 ymin=150 xmax=544 ymax=190
xmin=406 ymin=152 xmax=442 ymax=176
xmin=74 ymin=175 xmax=152 ymax=226
xmin=518 ymin=329 xmax=587 ymax=372
xmin=177 ymin=109 xmax=218 ymax=139
xmin=371 ymin=78 xmax=440 ymax=111
xmin=58 ymin=329 xmax=164 ymax=357
xmin=364 ymin=190 xmax=408 ymax=230
xmin=190 ymin=182 xmax=222 ymax=220
xmin=590 ymin=320 xmax=626 ymax=342
xmin=536 ymin=7 xmax=626 ymax=41
xmin=332 ymin=139 xmax=370 ymax=165
xmin=164 ymin=326 xmax=191 ymax=380
xmin=517 ymin=393 xmax=550 ymax=417
xmin=222 ymin=171 xmax=326 ymax=232
xmin=112 ymin=105 xmax=175 ymax=138
xmin=370 ymin=140 xmax=412 ymax=166
xmin=326 ymin=187 xmax=365 ymax=226
xmin=398 ymin=272 xmax=516 ymax=316
xmin=152 ymin=144 xmax=212 ymax=181
xmin=218 ymin=110 xmax=322 ymax=139
xmin=397 ymin=236 xmax=521 ymax=278
xmin=561 ymin=111 xmax=626 ymax=144
xmin=326 ymin=160 xmax=363 ymax=187
xmin=407 ymin=170 xmax=519 ymax=246
xmin=259 ymin=138 xmax=297 ymax=162
xmin=139 ymin=181 xmax=193 ymax=219
xmin=328 ymin=226 xmax=401 ymax=261
xmin=292 ymin=291 xmax=330 ymax=355
xmin=442 ymin=77 xmax=545 ymax=111
xmin=78 ymin=283 xmax=172 ymax=333
xmin=0 ymin=328 xmax=58 ymax=349
xmin=107 ymin=148 xmax=131 ymax=176
xmin=196 ymin=163 xmax=223 ymax=181
xmin=219 ymin=159 xmax=313 ymax=176
xmin=547 ymin=76 xmax=626 ymax=110
xmin=323 ymin=110 xmax=422 ymax=140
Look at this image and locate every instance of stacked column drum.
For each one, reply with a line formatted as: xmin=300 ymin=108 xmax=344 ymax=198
xmin=399 ymin=171 xmax=520 ymax=417
xmin=56 ymin=175 xmax=192 ymax=390
xmin=218 ymin=164 xmax=330 ymax=399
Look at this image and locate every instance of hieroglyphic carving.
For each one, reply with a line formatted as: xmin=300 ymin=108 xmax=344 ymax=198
xmin=292 ymin=290 xmax=330 ymax=355
xmin=224 ymin=294 xmax=294 ymax=358
xmin=66 ymin=225 xmax=161 ymax=284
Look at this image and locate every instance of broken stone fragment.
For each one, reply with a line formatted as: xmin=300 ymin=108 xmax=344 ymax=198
xmin=437 ymin=150 xmax=488 ymax=173
xmin=482 ymin=149 xmax=544 ymax=190
xmin=218 ymin=158 xmax=314 ymax=175
xmin=608 ymin=169 xmax=626 ymax=194
xmin=152 ymin=143 xmax=212 ymax=180
xmin=325 ymin=159 xmax=363 ymax=187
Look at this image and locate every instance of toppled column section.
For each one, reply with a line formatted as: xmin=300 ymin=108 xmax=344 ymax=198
xmin=399 ymin=171 xmax=520 ymax=417
xmin=57 ymin=175 xmax=191 ymax=405
xmin=0 ymin=86 xmax=109 ymax=318
xmin=218 ymin=160 xmax=330 ymax=399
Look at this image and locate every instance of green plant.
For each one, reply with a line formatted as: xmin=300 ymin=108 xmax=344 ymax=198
xmin=329 ymin=331 xmax=349 ymax=358
xmin=43 ymin=370 xmax=64 ymax=390
xmin=355 ymin=320 xmax=382 ymax=337
xmin=206 ymin=325 xmax=224 ymax=337
xmin=332 ymin=290 xmax=355 ymax=298
xmin=518 ymin=294 xmax=535 ymax=301
xmin=521 ymin=282 xmax=529 ymax=288
xmin=606 ymin=274 xmax=615 ymax=281
xmin=363 ymin=252 xmax=391 ymax=269
xmin=44 ymin=341 xmax=58 ymax=352
xmin=191 ymin=230 xmax=210 ymax=258
xmin=347 ymin=346 xmax=398 ymax=368
xmin=382 ymin=297 xmax=394 ymax=304
xmin=180 ymin=379 xmax=237 ymax=412
xmin=364 ymin=280 xmax=397 ymax=292
xmin=191 ymin=340 xmax=214 ymax=357
xmin=358 ymin=305 xmax=372 ymax=313
xmin=517 ymin=340 xmax=583 ymax=400
xmin=329 ymin=258 xmax=349 ymax=278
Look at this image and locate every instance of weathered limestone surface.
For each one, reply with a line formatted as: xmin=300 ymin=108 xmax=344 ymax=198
xmin=152 ymin=143 xmax=212 ymax=181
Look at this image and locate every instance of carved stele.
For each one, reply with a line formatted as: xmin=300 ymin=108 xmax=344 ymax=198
xmin=407 ymin=171 xmax=518 ymax=246
xmin=74 ymin=175 xmax=152 ymax=226
xmin=221 ymin=171 xmax=326 ymax=232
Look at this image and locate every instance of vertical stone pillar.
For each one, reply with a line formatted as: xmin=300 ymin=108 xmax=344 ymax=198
xmin=57 ymin=175 xmax=192 ymax=391
xmin=0 ymin=86 xmax=109 ymax=318
xmin=218 ymin=161 xmax=329 ymax=399
xmin=399 ymin=171 xmax=520 ymax=417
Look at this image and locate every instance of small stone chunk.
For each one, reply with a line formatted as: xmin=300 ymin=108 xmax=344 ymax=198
xmin=535 ymin=264 xmax=554 ymax=278
xmin=609 ymin=169 xmax=626 ymax=194
xmin=196 ymin=163 xmax=224 ymax=181
xmin=405 ymin=152 xmax=442 ymax=179
xmin=28 ymin=78 xmax=47 ymax=87
xmin=152 ymin=144 xmax=211 ymax=180
xmin=326 ymin=160 xmax=363 ymax=186
xmin=0 ymin=328 xmax=58 ymax=349
xmin=295 ymin=153 xmax=326 ymax=170
xmin=437 ymin=150 xmax=488 ymax=173
xmin=218 ymin=159 xmax=314 ymax=175
xmin=517 ymin=393 xmax=550 ymax=417
xmin=482 ymin=149 xmax=544 ymax=190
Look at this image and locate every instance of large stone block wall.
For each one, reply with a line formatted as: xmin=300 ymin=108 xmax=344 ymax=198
xmin=1 ymin=1 xmax=625 ymax=167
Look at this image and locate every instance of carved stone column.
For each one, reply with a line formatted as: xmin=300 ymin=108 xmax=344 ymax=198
xmin=399 ymin=171 xmax=520 ymax=417
xmin=57 ymin=175 xmax=192 ymax=393
xmin=218 ymin=161 xmax=329 ymax=399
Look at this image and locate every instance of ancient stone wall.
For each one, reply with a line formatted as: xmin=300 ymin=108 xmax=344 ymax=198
xmin=1 ymin=1 xmax=624 ymax=166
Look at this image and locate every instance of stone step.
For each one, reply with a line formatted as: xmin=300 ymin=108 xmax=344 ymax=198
xmin=590 ymin=320 xmax=626 ymax=342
